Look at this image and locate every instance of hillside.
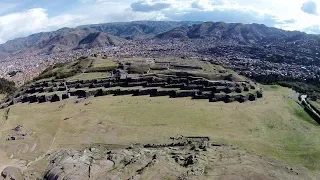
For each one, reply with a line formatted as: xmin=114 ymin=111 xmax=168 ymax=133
xmin=0 ymin=57 xmax=319 ymax=179
xmin=156 ymin=22 xmax=312 ymax=44
xmin=0 ymin=21 xmax=198 ymax=56
xmin=1 ymin=21 xmax=320 ymax=61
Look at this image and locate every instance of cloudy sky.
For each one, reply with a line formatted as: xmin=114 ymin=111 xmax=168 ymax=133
xmin=0 ymin=0 xmax=320 ymax=43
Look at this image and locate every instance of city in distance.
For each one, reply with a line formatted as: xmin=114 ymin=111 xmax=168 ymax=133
xmin=0 ymin=0 xmax=319 ymax=179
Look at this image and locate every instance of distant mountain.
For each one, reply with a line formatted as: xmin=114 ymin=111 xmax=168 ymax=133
xmin=0 ymin=21 xmax=199 ymax=56
xmin=80 ymin=21 xmax=199 ymax=38
xmin=78 ymin=32 xmax=127 ymax=49
xmin=1 ymin=21 xmax=320 ymax=58
xmin=156 ymin=22 xmax=312 ymax=45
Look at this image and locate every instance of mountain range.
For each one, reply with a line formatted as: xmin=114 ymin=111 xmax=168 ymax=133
xmin=0 ymin=21 xmax=197 ymax=56
xmin=0 ymin=20 xmax=320 ymax=57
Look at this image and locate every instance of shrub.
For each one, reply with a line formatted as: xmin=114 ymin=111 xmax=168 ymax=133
xmin=0 ymin=78 xmax=16 ymax=95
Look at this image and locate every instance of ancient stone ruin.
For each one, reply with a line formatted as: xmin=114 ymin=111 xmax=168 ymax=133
xmin=0 ymin=74 xmax=263 ymax=108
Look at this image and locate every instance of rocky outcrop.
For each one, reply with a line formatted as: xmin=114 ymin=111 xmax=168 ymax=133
xmin=0 ymin=167 xmax=23 ymax=180
xmin=1 ymin=138 xmax=312 ymax=180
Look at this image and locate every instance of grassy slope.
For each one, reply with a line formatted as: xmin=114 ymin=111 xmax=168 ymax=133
xmin=91 ymin=57 xmax=117 ymax=68
xmin=35 ymin=59 xmax=93 ymax=80
xmin=67 ymin=72 xmax=110 ymax=81
xmin=125 ymin=57 xmax=246 ymax=81
xmin=0 ymin=94 xmax=5 ymax=101
xmin=0 ymin=85 xmax=319 ymax=176
xmin=86 ymin=57 xmax=118 ymax=72
xmin=308 ymin=100 xmax=320 ymax=110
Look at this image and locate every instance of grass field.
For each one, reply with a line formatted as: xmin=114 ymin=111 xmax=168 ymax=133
xmin=35 ymin=59 xmax=93 ymax=80
xmin=0 ymin=94 xmax=5 ymax=101
xmin=0 ymin=85 xmax=319 ymax=177
xmin=121 ymin=57 xmax=247 ymax=81
xmin=86 ymin=57 xmax=118 ymax=72
xmin=67 ymin=72 xmax=110 ymax=81
xmin=308 ymin=99 xmax=320 ymax=110
xmin=91 ymin=58 xmax=117 ymax=68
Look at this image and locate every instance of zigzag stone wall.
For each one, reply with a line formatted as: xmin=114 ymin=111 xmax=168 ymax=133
xmin=0 ymin=75 xmax=263 ymax=108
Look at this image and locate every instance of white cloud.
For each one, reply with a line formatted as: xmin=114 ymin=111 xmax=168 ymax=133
xmin=0 ymin=8 xmax=85 ymax=43
xmin=131 ymin=0 xmax=171 ymax=12
xmin=2 ymin=0 xmax=320 ymax=43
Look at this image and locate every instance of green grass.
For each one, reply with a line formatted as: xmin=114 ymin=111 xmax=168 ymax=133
xmin=35 ymin=59 xmax=93 ymax=80
xmin=308 ymin=99 xmax=320 ymax=111
xmin=86 ymin=58 xmax=118 ymax=72
xmin=0 ymin=94 xmax=5 ymax=101
xmin=68 ymin=72 xmax=110 ymax=81
xmin=92 ymin=58 xmax=117 ymax=68
xmin=0 ymin=86 xmax=319 ymax=177
xmin=121 ymin=57 xmax=248 ymax=81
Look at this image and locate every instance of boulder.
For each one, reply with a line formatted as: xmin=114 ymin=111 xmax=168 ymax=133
xmin=71 ymin=90 xmax=87 ymax=98
xmin=214 ymin=87 xmax=225 ymax=93
xmin=164 ymin=83 xmax=186 ymax=89
xmin=248 ymin=94 xmax=256 ymax=101
xmin=47 ymin=87 xmax=54 ymax=92
xmin=26 ymin=88 xmax=36 ymax=94
xmin=38 ymin=95 xmax=47 ymax=103
xmin=235 ymin=95 xmax=246 ymax=103
xmin=36 ymin=87 xmax=44 ymax=93
xmin=223 ymin=95 xmax=233 ymax=103
xmin=50 ymin=94 xmax=61 ymax=102
xmin=175 ymin=91 xmax=195 ymax=98
xmin=21 ymin=96 xmax=29 ymax=103
xmin=184 ymin=155 xmax=196 ymax=167
xmin=149 ymin=89 xmax=158 ymax=97
xmin=144 ymin=82 xmax=167 ymax=87
xmin=120 ymin=89 xmax=135 ymax=96
xmin=62 ymin=93 xmax=70 ymax=100
xmin=193 ymin=91 xmax=213 ymax=99
xmin=58 ymin=87 xmax=67 ymax=91
xmin=202 ymin=86 xmax=216 ymax=91
xmin=86 ymin=90 xmax=97 ymax=97
xmin=28 ymin=95 xmax=38 ymax=103
xmin=153 ymin=90 xmax=172 ymax=97
xmin=127 ymin=81 xmax=148 ymax=87
xmin=191 ymin=79 xmax=209 ymax=86
xmin=133 ymin=89 xmax=152 ymax=96
xmin=0 ymin=167 xmax=23 ymax=180
xmin=224 ymin=87 xmax=232 ymax=94
xmin=182 ymin=84 xmax=204 ymax=90
xmin=235 ymin=87 xmax=242 ymax=93
xmin=256 ymin=90 xmax=263 ymax=98
xmin=94 ymin=89 xmax=103 ymax=97
xmin=209 ymin=94 xmax=225 ymax=102
xmin=13 ymin=97 xmax=22 ymax=104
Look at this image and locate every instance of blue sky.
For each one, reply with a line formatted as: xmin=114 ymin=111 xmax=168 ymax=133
xmin=0 ymin=0 xmax=320 ymax=43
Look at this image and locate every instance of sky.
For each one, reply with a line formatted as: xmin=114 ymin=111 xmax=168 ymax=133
xmin=0 ymin=0 xmax=320 ymax=43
